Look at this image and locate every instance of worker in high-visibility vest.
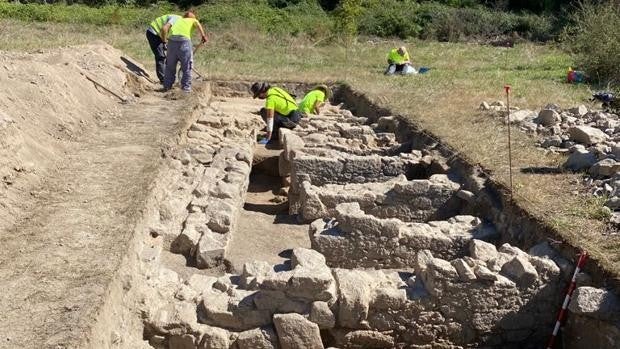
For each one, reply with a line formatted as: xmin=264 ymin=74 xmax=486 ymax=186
xmin=299 ymin=84 xmax=331 ymax=115
xmin=146 ymin=14 xmax=180 ymax=84
xmin=161 ymin=10 xmax=208 ymax=92
xmin=250 ymin=82 xmax=302 ymax=144
xmin=385 ymin=46 xmax=416 ymax=75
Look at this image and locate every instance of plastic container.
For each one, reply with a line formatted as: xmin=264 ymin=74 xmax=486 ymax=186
xmin=567 ymin=67 xmax=586 ymax=83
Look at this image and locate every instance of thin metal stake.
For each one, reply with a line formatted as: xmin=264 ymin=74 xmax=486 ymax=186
xmin=504 ymin=85 xmax=514 ymax=201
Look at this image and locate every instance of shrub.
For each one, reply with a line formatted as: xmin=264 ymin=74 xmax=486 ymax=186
xmin=197 ymin=1 xmax=332 ymax=36
xmin=357 ymin=1 xmax=422 ymax=39
xmin=562 ymin=1 xmax=620 ymax=85
xmin=418 ymin=3 xmax=556 ymax=42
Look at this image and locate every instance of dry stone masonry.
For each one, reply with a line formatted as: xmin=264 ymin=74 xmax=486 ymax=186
xmin=297 ymin=174 xmax=462 ymax=223
xmin=134 ymin=90 xmax=620 ymax=349
xmin=151 ymin=97 xmax=263 ymax=269
xmin=310 ymin=202 xmax=498 ymax=268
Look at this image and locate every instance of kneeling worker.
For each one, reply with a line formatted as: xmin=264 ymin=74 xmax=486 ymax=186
xmin=251 ymin=82 xmax=302 ymax=143
xmin=299 ymin=84 xmax=331 ymax=115
xmin=385 ymin=46 xmax=416 ymax=75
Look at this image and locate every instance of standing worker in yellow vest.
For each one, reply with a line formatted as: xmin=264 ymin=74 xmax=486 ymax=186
xmin=161 ymin=10 xmax=208 ymax=92
xmin=250 ymin=82 xmax=302 ymax=144
xmin=299 ymin=84 xmax=331 ymax=115
xmin=146 ymin=14 xmax=180 ymax=84
xmin=385 ymin=46 xmax=416 ymax=75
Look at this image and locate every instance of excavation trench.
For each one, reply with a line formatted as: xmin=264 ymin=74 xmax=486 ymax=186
xmin=228 ymin=150 xmax=311 ymax=272
xmin=129 ymin=81 xmax=619 ymax=349
xmin=6 ymin=46 xmax=616 ymax=349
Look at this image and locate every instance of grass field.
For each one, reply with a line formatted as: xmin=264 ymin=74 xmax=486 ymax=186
xmin=1 ymin=18 xmax=617 ymax=277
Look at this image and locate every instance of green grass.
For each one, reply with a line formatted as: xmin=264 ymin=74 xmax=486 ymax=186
xmin=1 ymin=18 xmax=617 ymax=277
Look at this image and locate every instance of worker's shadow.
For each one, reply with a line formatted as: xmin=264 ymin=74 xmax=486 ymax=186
xmin=520 ymin=167 xmax=564 ymax=174
xmin=120 ymin=56 xmax=153 ymax=81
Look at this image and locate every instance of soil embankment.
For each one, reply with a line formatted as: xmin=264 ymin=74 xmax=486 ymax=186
xmin=0 ymin=44 xmax=195 ymax=348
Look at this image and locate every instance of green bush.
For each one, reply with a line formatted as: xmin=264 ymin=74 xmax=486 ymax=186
xmin=0 ymin=0 xmax=558 ymax=41
xmin=357 ymin=1 xmax=422 ymax=39
xmin=562 ymin=1 xmax=620 ymax=85
xmin=355 ymin=1 xmax=556 ymax=41
xmin=0 ymin=1 xmax=331 ymax=36
xmin=417 ymin=3 xmax=556 ymax=42
xmin=0 ymin=2 xmax=173 ymax=26
xmin=196 ymin=1 xmax=332 ymax=36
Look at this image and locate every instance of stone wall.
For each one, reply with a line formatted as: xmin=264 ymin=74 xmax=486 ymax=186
xmin=310 ymin=202 xmax=498 ymax=268
xmin=134 ymin=82 xmax=620 ymax=349
xmin=142 ymin=244 xmax=565 ymax=349
xmin=298 ymin=173 xmax=462 ymax=223
xmin=151 ymin=100 xmax=263 ymax=269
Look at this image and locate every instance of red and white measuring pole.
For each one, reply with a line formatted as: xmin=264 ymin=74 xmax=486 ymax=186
xmin=545 ymin=251 xmax=588 ymax=349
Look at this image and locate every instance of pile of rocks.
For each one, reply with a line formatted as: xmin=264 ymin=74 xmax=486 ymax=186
xmin=481 ymin=101 xmax=620 ymax=225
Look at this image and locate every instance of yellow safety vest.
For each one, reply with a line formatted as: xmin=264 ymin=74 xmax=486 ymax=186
xmin=265 ymin=87 xmax=298 ymax=116
xmin=387 ymin=48 xmax=410 ymax=65
xmin=299 ymin=90 xmax=325 ymax=114
xmin=169 ymin=18 xmax=198 ymax=39
xmin=149 ymin=14 xmax=175 ymax=35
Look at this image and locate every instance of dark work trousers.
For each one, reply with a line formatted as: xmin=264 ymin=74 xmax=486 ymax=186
xmin=146 ymin=30 xmax=166 ymax=84
xmin=261 ymin=108 xmax=302 ymax=141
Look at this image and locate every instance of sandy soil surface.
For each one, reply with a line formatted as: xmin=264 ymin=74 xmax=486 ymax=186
xmin=228 ymin=172 xmax=311 ymax=273
xmin=0 ymin=44 xmax=193 ymax=349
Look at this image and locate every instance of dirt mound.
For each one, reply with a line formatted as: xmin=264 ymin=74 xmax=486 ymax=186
xmin=0 ymin=43 xmax=150 ymax=232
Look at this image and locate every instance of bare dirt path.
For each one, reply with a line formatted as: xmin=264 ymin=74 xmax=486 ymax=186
xmin=228 ymin=172 xmax=310 ymax=273
xmin=0 ymin=92 xmax=189 ymax=349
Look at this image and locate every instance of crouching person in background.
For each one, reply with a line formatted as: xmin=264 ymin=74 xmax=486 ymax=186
xmin=385 ymin=46 xmax=416 ymax=75
xmin=299 ymin=84 xmax=331 ymax=116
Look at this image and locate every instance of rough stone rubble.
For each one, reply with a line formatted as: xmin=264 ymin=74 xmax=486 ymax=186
xmin=151 ymin=97 xmax=262 ymax=269
xmin=310 ymin=202 xmax=498 ymax=268
xmin=481 ymin=101 xmax=620 ymax=226
xmin=136 ymin=97 xmax=620 ymax=349
xmin=142 ymin=241 xmax=570 ymax=348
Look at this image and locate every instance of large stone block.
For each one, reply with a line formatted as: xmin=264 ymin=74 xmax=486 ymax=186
xmin=500 ymin=256 xmax=539 ymax=287
xmin=568 ymin=287 xmax=620 ymax=321
xmin=333 ymin=269 xmax=373 ymax=328
xmin=195 ymin=229 xmax=229 ymax=269
xmin=287 ymin=266 xmax=336 ymax=302
xmin=343 ymin=330 xmax=395 ymax=349
xmin=236 ymin=326 xmax=279 ymax=349
xmin=196 ymin=325 xmax=231 ymax=349
xmin=309 ymin=301 xmax=336 ymax=329
xmin=240 ymin=260 xmax=273 ymax=290
xmin=273 ymin=313 xmax=324 ymax=349
xmin=569 ymin=126 xmax=609 ymax=145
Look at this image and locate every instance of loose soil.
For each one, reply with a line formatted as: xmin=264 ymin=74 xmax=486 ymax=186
xmin=0 ymin=43 xmax=192 ymax=347
xmin=228 ymin=171 xmax=310 ymax=273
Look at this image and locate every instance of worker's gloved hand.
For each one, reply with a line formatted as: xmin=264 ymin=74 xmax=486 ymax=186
xmin=258 ymin=138 xmax=269 ymax=145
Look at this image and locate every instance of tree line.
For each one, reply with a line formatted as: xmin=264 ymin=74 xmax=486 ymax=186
xmin=11 ymin=0 xmax=585 ymax=14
